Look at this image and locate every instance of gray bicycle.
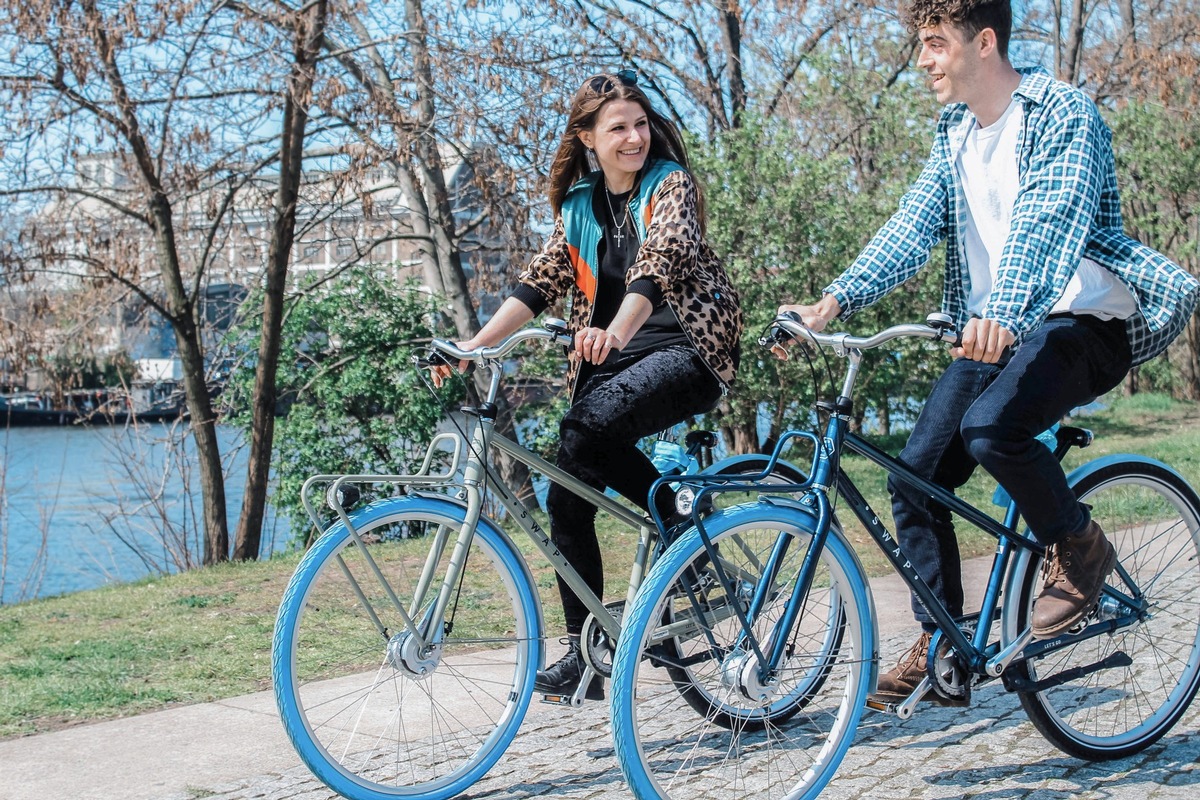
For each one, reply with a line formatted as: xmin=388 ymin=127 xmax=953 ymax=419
xmin=270 ymin=317 xmax=805 ymax=800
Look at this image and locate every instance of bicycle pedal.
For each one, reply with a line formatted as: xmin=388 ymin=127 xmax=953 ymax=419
xmin=864 ymin=698 xmax=898 ymax=715
xmin=540 ymin=692 xmax=583 ymax=707
xmin=539 ymin=666 xmax=601 ymax=708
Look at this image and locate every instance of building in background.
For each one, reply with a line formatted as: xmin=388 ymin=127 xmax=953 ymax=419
xmin=0 ymin=147 xmax=514 ymax=394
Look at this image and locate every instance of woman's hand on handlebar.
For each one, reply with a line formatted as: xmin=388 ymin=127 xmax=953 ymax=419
xmin=772 ymin=295 xmax=842 ymax=359
xmin=429 ymin=340 xmax=476 ymax=388
xmin=427 ymin=296 xmax=537 ymax=387
xmin=574 ymin=326 xmax=624 ymax=365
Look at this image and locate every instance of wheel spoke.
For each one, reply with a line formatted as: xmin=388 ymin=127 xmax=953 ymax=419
xmin=612 ymin=507 xmax=870 ymax=799
xmin=1016 ymin=464 xmax=1200 ymax=759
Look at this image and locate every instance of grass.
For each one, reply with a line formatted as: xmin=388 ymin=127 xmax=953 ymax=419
xmin=2 ymin=391 xmax=1198 ymax=739
xmin=0 ymin=554 xmax=302 ymax=738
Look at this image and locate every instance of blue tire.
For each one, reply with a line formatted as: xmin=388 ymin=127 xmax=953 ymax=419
xmin=272 ymin=495 xmax=541 ymax=799
xmin=611 ymin=502 xmax=874 ymax=800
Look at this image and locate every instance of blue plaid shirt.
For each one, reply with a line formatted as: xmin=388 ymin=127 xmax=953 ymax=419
xmin=826 ymin=67 xmax=1198 ymax=366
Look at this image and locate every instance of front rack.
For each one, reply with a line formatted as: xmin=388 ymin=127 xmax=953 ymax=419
xmin=299 ymin=431 xmax=467 ymax=540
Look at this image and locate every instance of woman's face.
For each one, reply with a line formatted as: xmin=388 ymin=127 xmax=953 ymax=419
xmin=578 ymin=99 xmax=650 ymax=189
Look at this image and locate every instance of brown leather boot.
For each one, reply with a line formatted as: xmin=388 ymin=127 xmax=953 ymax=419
xmin=869 ymin=631 xmax=966 ymax=706
xmin=1031 ymin=520 xmax=1117 ymax=638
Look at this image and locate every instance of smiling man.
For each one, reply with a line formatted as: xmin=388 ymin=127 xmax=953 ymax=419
xmin=779 ymin=0 xmax=1198 ymax=706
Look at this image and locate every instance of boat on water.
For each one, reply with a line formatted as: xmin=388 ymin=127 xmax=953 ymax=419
xmin=0 ymin=384 xmax=187 ymax=426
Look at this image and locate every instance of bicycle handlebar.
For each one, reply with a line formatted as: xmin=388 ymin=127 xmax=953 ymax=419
xmin=761 ymin=311 xmax=962 ymax=355
xmin=422 ymin=318 xmax=574 ymax=367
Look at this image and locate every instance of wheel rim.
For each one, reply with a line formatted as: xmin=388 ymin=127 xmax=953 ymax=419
xmin=274 ymin=505 xmax=537 ymax=797
xmin=615 ymin=509 xmax=870 ymax=800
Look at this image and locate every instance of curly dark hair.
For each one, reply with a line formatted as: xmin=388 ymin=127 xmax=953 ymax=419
xmin=902 ymin=0 xmax=1012 ymax=59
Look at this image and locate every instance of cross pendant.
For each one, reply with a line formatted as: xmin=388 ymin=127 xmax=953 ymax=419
xmin=614 ymin=228 xmax=624 ymax=247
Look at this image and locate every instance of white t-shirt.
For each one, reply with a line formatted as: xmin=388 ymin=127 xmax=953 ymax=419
xmin=957 ymin=99 xmax=1136 ymax=320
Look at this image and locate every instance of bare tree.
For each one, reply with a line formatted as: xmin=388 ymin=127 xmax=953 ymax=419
xmin=541 ymin=1 xmax=867 ymax=134
xmin=0 ymin=1 xmax=341 ymax=564
xmin=231 ymin=0 xmax=329 ymax=561
xmin=305 ymin=1 xmax=568 ymax=501
xmin=0 ymin=1 xmax=239 ymax=563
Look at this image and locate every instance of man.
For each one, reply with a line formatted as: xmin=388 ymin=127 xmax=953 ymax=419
xmin=780 ymin=0 xmax=1198 ymax=705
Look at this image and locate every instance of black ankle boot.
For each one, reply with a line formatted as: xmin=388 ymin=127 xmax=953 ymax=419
xmin=535 ymin=636 xmax=603 ymax=700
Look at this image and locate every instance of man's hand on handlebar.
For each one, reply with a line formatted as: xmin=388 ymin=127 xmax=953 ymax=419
xmin=955 ymin=317 xmax=1014 ymax=364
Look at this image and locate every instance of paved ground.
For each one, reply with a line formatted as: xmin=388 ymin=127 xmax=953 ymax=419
xmin=2 ymin=558 xmax=1198 ymax=800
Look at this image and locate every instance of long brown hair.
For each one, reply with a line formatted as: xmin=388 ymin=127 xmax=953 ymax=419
xmin=547 ymin=72 xmax=705 ymax=230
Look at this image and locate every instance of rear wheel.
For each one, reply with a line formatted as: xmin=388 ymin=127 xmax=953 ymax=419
xmin=1013 ymin=459 xmax=1200 ymax=759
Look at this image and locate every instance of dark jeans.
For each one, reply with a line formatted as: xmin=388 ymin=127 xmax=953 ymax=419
xmin=888 ymin=314 xmax=1132 ymax=625
xmin=548 ymin=345 xmax=722 ymax=635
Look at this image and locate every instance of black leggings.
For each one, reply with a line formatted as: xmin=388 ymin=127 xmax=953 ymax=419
xmin=547 ymin=345 xmax=722 ymax=635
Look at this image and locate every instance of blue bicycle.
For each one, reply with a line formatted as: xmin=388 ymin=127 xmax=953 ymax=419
xmin=610 ymin=313 xmax=1200 ymax=800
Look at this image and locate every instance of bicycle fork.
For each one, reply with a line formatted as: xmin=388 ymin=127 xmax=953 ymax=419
xmin=697 ymin=489 xmax=838 ymax=704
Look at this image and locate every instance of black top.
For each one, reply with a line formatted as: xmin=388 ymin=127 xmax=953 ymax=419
xmin=590 ymin=182 xmax=688 ymax=357
xmin=509 ymin=180 xmax=692 ymax=363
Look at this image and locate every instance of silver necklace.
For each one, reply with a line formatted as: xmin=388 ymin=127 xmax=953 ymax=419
xmin=604 ymin=186 xmax=630 ymax=247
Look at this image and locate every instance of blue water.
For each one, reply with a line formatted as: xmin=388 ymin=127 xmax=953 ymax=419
xmin=0 ymin=424 xmax=289 ymax=604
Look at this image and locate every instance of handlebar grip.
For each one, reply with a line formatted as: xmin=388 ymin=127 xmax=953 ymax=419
xmin=414 ymin=350 xmax=458 ymax=369
xmin=759 ymin=312 xmax=801 ymax=348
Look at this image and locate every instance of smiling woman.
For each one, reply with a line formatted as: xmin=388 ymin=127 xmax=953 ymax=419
xmin=427 ymin=70 xmax=744 ymax=701
xmin=576 ymin=99 xmax=649 ymax=193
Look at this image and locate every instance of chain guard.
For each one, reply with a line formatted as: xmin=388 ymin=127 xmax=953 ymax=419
xmin=927 ymin=625 xmax=972 ymax=703
xmin=581 ymin=600 xmax=625 ymax=679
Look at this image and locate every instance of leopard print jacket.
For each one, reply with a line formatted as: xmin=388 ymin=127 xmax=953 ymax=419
xmin=517 ymin=164 xmax=743 ymax=398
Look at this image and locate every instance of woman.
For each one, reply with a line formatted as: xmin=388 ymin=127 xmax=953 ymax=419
xmin=434 ymin=71 xmax=742 ymax=700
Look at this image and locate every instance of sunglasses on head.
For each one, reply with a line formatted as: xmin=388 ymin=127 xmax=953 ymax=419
xmin=585 ymin=69 xmax=639 ymax=95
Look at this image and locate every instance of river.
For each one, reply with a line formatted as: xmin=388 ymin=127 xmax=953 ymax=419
xmin=0 ymin=423 xmax=290 ymax=605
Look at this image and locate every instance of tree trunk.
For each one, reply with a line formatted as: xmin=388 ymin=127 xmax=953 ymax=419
xmin=1062 ymin=0 xmax=1087 ymax=84
xmin=233 ymin=0 xmax=329 ymax=560
xmin=722 ymin=420 xmax=759 ymax=455
xmin=82 ymin=0 xmax=230 ymax=564
xmin=404 ymin=0 xmax=536 ymax=508
xmin=878 ymin=401 xmax=891 ymax=437
xmin=1180 ymin=314 xmax=1200 ymax=401
xmin=150 ymin=200 xmax=229 ymax=565
xmin=718 ymin=1 xmax=746 ymax=128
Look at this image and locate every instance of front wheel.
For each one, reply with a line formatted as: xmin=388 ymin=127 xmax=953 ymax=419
xmin=272 ymin=496 xmax=541 ymax=799
xmin=611 ymin=502 xmax=874 ymax=800
xmin=673 ymin=457 xmax=844 ymax=726
xmin=1013 ymin=458 xmax=1200 ymax=760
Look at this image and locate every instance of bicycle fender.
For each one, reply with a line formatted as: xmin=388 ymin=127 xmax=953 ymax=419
xmin=1065 ymin=453 xmax=1190 ymax=488
xmin=701 ymin=454 xmax=808 ymax=482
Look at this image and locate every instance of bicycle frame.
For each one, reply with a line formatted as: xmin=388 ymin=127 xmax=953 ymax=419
xmin=300 ymin=324 xmax=678 ymax=660
xmin=682 ymin=315 xmax=1149 ymax=691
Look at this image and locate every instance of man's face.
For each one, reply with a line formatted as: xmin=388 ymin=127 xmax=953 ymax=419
xmin=915 ymin=22 xmax=982 ymax=106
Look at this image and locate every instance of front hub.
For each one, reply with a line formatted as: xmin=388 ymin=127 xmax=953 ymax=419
xmin=386 ymin=629 xmax=442 ymax=679
xmin=720 ymin=650 xmax=778 ymax=704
